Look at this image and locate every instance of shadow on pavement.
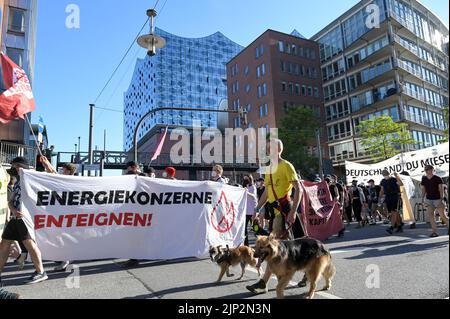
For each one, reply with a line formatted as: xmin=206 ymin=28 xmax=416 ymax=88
xmin=345 ymin=240 xmax=449 ymax=260
xmin=123 ymin=279 xmax=254 ymax=299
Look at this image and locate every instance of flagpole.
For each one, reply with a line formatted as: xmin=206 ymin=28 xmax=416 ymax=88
xmin=24 ymin=114 xmax=44 ymax=158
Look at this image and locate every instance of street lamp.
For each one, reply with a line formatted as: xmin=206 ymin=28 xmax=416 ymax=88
xmin=137 ymin=9 xmax=166 ymax=56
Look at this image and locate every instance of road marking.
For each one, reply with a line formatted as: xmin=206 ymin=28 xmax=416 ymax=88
xmin=245 ymin=267 xmax=343 ymax=299
xmin=331 ymin=235 xmax=449 ymax=255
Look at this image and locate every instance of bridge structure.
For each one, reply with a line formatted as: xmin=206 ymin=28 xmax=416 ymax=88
xmin=56 ymin=151 xmax=259 ymax=175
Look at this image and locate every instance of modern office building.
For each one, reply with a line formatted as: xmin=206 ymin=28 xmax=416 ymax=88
xmin=0 ymin=0 xmax=37 ymax=145
xmin=123 ymin=27 xmax=243 ymax=152
xmin=311 ymin=0 xmax=449 ymax=170
xmin=227 ymin=29 xmax=329 ymax=174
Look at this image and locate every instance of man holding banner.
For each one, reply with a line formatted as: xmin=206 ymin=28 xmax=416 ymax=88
xmin=0 ymin=157 xmax=48 ymax=285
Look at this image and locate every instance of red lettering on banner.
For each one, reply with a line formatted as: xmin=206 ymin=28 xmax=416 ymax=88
xmin=76 ymin=214 xmax=89 ymax=227
xmin=32 ymin=212 xmax=154 ymax=230
xmin=123 ymin=213 xmax=134 ymax=226
xmin=34 ymin=215 xmax=46 ymax=230
xmin=95 ymin=213 xmax=108 ymax=226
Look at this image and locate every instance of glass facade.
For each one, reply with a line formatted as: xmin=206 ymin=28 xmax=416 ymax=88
xmin=123 ymin=28 xmax=242 ymax=150
xmin=312 ymin=0 xmax=449 ymax=165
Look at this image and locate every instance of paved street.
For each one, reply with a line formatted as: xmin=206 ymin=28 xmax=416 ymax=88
xmin=2 ymin=222 xmax=449 ymax=300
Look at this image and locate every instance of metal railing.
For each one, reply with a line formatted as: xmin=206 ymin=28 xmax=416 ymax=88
xmin=402 ymin=85 xmax=447 ymax=109
xmin=0 ymin=141 xmax=38 ymax=167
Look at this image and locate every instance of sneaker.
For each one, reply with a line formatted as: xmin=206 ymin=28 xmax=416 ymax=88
xmin=25 ymin=272 xmax=48 ymax=285
xmin=409 ymin=223 xmax=417 ymax=229
xmin=430 ymin=233 xmax=439 ymax=238
xmin=16 ymin=253 xmax=27 ymax=271
xmin=386 ymin=227 xmax=394 ymax=235
xmin=246 ymin=280 xmax=268 ymax=295
xmin=298 ymin=277 xmax=308 ymax=288
xmin=0 ymin=288 xmax=21 ymax=300
xmin=53 ymin=261 xmax=70 ymax=272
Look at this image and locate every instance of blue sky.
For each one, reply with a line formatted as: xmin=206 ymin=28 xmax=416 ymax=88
xmin=33 ymin=0 xmax=449 ymax=156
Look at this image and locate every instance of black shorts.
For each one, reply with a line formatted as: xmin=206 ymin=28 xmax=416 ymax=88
xmin=385 ymin=195 xmax=399 ymax=212
xmin=1 ymin=218 xmax=32 ymax=242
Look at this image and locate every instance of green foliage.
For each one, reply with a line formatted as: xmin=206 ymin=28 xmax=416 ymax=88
xmin=357 ymin=115 xmax=415 ymax=162
xmin=441 ymin=107 xmax=449 ymax=143
xmin=278 ymin=107 xmax=320 ymax=178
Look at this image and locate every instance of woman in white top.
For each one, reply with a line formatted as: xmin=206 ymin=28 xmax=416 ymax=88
xmin=243 ymin=175 xmax=258 ymax=246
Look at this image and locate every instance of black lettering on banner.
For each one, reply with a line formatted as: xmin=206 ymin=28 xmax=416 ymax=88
xmin=125 ymin=191 xmax=136 ymax=204
xmin=80 ymin=191 xmax=94 ymax=205
xmin=68 ymin=191 xmax=80 ymax=206
xmin=37 ymin=191 xmax=50 ymax=206
xmin=173 ymin=192 xmax=182 ymax=205
xmin=205 ymin=192 xmax=213 ymax=205
xmin=108 ymin=190 xmax=114 ymax=204
xmin=164 ymin=193 xmax=173 ymax=205
xmin=193 ymin=192 xmax=203 ymax=204
xmin=95 ymin=192 xmax=108 ymax=205
xmin=151 ymin=193 xmax=163 ymax=205
xmin=182 ymin=192 xmax=192 ymax=204
xmin=137 ymin=193 xmax=150 ymax=205
xmin=50 ymin=191 xmax=67 ymax=206
xmin=114 ymin=190 xmax=125 ymax=204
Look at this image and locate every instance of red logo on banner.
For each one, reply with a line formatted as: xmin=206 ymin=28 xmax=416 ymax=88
xmin=210 ymin=191 xmax=236 ymax=233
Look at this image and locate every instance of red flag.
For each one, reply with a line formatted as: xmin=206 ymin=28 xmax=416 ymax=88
xmin=151 ymin=127 xmax=169 ymax=161
xmin=300 ymin=181 xmax=344 ymax=241
xmin=0 ymin=52 xmax=36 ymax=124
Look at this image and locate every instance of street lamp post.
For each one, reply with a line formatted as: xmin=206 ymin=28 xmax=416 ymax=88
xmin=137 ymin=9 xmax=166 ymax=57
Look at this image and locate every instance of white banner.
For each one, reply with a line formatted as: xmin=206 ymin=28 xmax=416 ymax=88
xmin=20 ymin=170 xmax=247 ymax=261
xmin=346 ymin=142 xmax=449 ymax=185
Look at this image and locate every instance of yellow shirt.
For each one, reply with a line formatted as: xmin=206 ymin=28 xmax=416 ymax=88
xmin=264 ymin=159 xmax=298 ymax=203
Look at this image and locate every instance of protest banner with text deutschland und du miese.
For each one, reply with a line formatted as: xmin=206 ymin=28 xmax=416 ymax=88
xmin=346 ymin=142 xmax=449 ymax=185
xmin=20 ymin=170 xmax=247 ymax=261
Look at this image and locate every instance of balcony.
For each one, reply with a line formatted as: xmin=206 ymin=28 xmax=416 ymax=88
xmin=401 ymin=85 xmax=448 ymax=109
xmin=389 ymin=9 xmax=449 ymax=58
xmin=393 ymin=34 xmax=449 ymax=74
xmin=351 ymin=89 xmax=398 ymax=114
xmin=401 ymin=109 xmax=447 ymax=131
xmin=346 ymin=43 xmax=391 ymax=74
xmin=396 ymin=59 xmax=448 ymax=93
xmin=0 ymin=142 xmax=38 ymax=167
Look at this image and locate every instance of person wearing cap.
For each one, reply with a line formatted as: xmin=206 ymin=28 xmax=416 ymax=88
xmin=126 ymin=161 xmax=146 ymax=176
xmin=163 ymin=167 xmax=177 ymax=180
xmin=0 ymin=157 xmax=48 ymax=285
xmin=379 ymin=170 xmax=403 ymax=235
xmin=421 ymin=165 xmax=449 ymax=237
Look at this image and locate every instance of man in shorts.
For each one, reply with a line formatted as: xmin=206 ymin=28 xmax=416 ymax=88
xmin=0 ymin=157 xmax=48 ymax=285
xmin=421 ymin=165 xmax=449 ymax=237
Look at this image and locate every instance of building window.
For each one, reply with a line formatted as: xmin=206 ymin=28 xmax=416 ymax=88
xmin=245 ymin=84 xmax=251 ymax=93
xmin=6 ymin=47 xmax=24 ymax=67
xmin=281 ymin=82 xmax=287 ymax=92
xmin=261 ymin=63 xmax=266 ymax=76
xmin=244 ymin=65 xmax=249 ymax=76
xmin=263 ymin=83 xmax=267 ymax=96
xmin=8 ymin=7 xmax=26 ymax=33
xmin=278 ymin=41 xmax=284 ymax=52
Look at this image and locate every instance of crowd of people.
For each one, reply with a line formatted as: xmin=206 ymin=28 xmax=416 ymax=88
xmin=0 ymin=138 xmax=448 ymax=299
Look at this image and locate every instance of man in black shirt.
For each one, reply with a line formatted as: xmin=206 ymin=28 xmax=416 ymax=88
xmin=421 ymin=165 xmax=449 ymax=237
xmin=367 ymin=179 xmax=382 ymax=225
xmin=380 ymin=170 xmax=402 ymax=234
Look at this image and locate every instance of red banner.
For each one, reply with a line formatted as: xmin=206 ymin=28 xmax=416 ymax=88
xmin=301 ymin=181 xmax=344 ymax=241
xmin=0 ymin=53 xmax=36 ymax=124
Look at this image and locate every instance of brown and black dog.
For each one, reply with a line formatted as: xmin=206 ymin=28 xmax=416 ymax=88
xmin=254 ymin=234 xmax=336 ymax=299
xmin=209 ymin=245 xmax=261 ymax=283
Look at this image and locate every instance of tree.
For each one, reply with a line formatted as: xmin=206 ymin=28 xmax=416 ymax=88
xmin=441 ymin=107 xmax=449 ymax=143
xmin=357 ymin=115 xmax=415 ymax=162
xmin=278 ymin=107 xmax=320 ymax=179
